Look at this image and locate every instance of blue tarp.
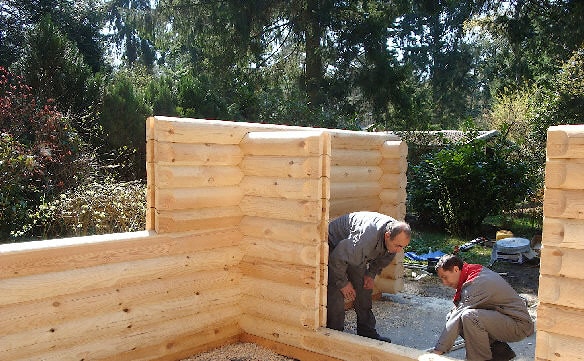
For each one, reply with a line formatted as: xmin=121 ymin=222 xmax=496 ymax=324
xmin=405 ymin=250 xmax=446 ymax=262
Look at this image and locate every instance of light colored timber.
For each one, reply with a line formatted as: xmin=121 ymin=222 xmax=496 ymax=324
xmin=240 ymin=216 xmax=322 ymax=245
xmin=240 ymin=196 xmax=323 ymax=223
xmin=330 ymin=148 xmax=382 ymax=166
xmin=540 ymin=246 xmax=584 ymax=280
xmin=244 ymin=236 xmax=320 ymax=266
xmin=545 ymin=158 xmax=584 ymax=189
xmin=240 ymin=131 xmax=326 ymax=156
xmin=241 ymin=276 xmax=319 ymax=309
xmin=155 ymin=206 xmax=243 ymax=233
xmin=379 ymin=189 xmax=406 ymax=205
xmin=329 ymin=197 xmax=382 ymax=219
xmin=542 ymin=217 xmax=584 ymax=249
xmin=240 ymin=333 xmax=343 ymax=361
xmin=154 ymin=141 xmax=243 ymax=165
xmin=330 ymin=165 xmax=383 ymax=182
xmin=538 ymin=275 xmax=584 ymax=309
xmin=241 ymin=176 xmax=323 ymax=200
xmin=543 ymin=189 xmax=584 ymax=220
xmin=330 ymin=181 xmax=382 ymax=199
xmin=381 ymin=140 xmax=408 ymax=158
xmin=241 ymin=155 xmax=324 ymax=178
xmin=155 ymin=186 xmax=243 ymax=210
xmin=239 ymin=256 xmax=319 ymax=288
xmin=379 ymin=173 xmax=408 ymax=189
xmin=538 ymin=303 xmax=584 ymax=339
xmin=241 ymin=294 xmax=320 ymax=330
xmin=155 ymin=164 xmax=243 ymax=188
xmin=378 ymin=203 xmax=407 ymax=220
xmin=536 ymin=330 xmax=584 ymax=361
xmin=379 ymin=157 xmax=408 ymax=174
xmin=547 ymin=124 xmax=584 ymax=159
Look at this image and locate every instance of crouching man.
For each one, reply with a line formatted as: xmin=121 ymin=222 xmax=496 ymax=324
xmin=432 ymin=254 xmax=534 ymax=361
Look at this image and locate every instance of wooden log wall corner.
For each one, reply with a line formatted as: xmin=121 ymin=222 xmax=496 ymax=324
xmin=538 ymin=124 xmax=584 ymax=361
xmin=1 ymin=116 xmax=429 ymax=361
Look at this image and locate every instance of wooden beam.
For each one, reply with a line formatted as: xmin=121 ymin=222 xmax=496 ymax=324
xmin=240 ymin=196 xmax=323 ymax=223
xmin=154 ymin=142 xmax=243 ymax=165
xmin=547 ymin=125 xmax=584 ymax=159
xmin=240 ymin=333 xmax=343 ymax=361
xmin=241 ymin=155 xmax=323 ymax=178
xmin=240 ymin=131 xmax=326 ymax=156
xmin=331 ymin=149 xmax=382 ymax=166
xmin=539 ymin=275 xmax=584 ymax=309
xmin=330 ymin=165 xmax=382 ymax=182
xmin=155 ymin=207 xmax=243 ymax=233
xmin=542 ymin=217 xmax=584 ymax=249
xmin=545 ymin=158 xmax=584 ymax=189
xmin=155 ymin=164 xmax=243 ymax=188
xmin=543 ymin=189 xmax=584 ymax=220
xmin=240 ymin=216 xmax=322 ymax=245
xmin=155 ymin=186 xmax=243 ymax=210
xmin=241 ymin=176 xmax=323 ymax=200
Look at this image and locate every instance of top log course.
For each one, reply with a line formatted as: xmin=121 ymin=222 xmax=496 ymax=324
xmin=538 ymin=125 xmax=584 ymax=361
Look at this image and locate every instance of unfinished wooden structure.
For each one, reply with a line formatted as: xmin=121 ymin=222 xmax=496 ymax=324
xmin=1 ymin=117 xmax=429 ymax=361
xmin=537 ymin=124 xmax=584 ymax=361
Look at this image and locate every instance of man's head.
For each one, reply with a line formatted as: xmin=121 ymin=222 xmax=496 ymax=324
xmin=383 ymin=221 xmax=411 ymax=254
xmin=435 ymin=254 xmax=464 ymax=289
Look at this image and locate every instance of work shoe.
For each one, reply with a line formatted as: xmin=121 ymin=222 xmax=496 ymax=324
xmin=489 ymin=341 xmax=516 ymax=361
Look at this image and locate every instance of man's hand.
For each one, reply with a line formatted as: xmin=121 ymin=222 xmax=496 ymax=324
xmin=340 ymin=282 xmax=356 ymax=301
xmin=363 ymin=275 xmax=375 ymax=290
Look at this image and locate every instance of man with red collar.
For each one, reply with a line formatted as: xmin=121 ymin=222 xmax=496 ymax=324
xmin=327 ymin=211 xmax=411 ymax=342
xmin=432 ymin=254 xmax=534 ymax=360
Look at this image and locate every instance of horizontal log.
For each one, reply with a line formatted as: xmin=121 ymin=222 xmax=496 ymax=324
xmin=329 ymin=197 xmax=382 ymax=219
xmin=239 ymin=256 xmax=319 ymax=288
xmin=242 ymin=276 xmax=319 ymax=309
xmin=379 ymin=157 xmax=408 ymax=174
xmin=330 ymin=182 xmax=382 ymax=199
xmin=240 ymin=196 xmax=323 ymax=223
xmin=378 ymin=203 xmax=407 ymax=221
xmin=0 ymin=228 xmax=241 ymax=279
xmin=240 ymin=131 xmax=327 ymax=156
xmin=1 ymin=292 xmax=241 ymax=360
xmin=155 ymin=165 xmax=243 ymax=188
xmin=547 ymin=124 xmax=584 ymax=159
xmin=155 ymin=207 xmax=243 ymax=233
xmin=155 ymin=186 xmax=243 ymax=210
xmin=154 ymin=142 xmax=243 ymax=165
xmin=240 ymin=216 xmax=322 ymax=245
xmin=241 ymin=156 xmax=324 ymax=178
xmin=330 ymin=131 xmax=396 ymax=150
xmin=241 ymin=176 xmax=323 ymax=200
xmin=543 ymin=189 xmax=584 ymax=220
xmin=244 ymin=236 xmax=320 ymax=266
xmin=330 ymin=149 xmax=381 ymax=166
xmin=545 ymin=158 xmax=584 ymax=189
xmin=381 ymin=141 xmax=408 ymax=159
xmin=537 ymin=303 xmax=584 ymax=339
xmin=146 ymin=161 xmax=156 ymax=230
xmin=379 ymin=190 xmax=405 ymax=205
xmin=239 ymin=315 xmax=426 ymax=361
xmin=0 ymin=246 xmax=242 ymax=305
xmin=152 ymin=116 xmax=251 ymax=144
xmin=540 ymin=246 xmax=584 ymax=279
xmin=241 ymin=295 xmax=319 ymax=330
xmin=240 ymin=333 xmax=342 ymax=361
xmin=0 ymin=270 xmax=240 ymax=335
xmin=374 ymin=276 xmax=404 ymax=294
xmin=379 ymin=173 xmax=407 ymax=189
xmin=542 ymin=217 xmax=584 ymax=249
xmin=539 ymin=275 xmax=584 ymax=309
xmin=536 ymin=330 xmax=584 ymax=361
xmin=330 ymin=166 xmax=382 ymax=182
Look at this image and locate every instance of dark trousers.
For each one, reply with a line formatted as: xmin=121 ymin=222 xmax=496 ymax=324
xmin=326 ymin=264 xmax=378 ymax=338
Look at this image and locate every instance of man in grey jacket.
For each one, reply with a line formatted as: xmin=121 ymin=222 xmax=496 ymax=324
xmin=432 ymin=254 xmax=534 ymax=360
xmin=326 ymin=211 xmax=411 ymax=342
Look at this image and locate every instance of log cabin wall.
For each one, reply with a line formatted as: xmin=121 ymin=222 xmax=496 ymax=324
xmin=537 ymin=124 xmax=584 ymax=361
xmin=0 ymin=116 xmax=417 ymax=361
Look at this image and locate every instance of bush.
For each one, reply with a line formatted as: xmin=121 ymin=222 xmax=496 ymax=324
xmin=19 ymin=179 xmax=146 ymax=240
xmin=408 ymin=136 xmax=534 ymax=236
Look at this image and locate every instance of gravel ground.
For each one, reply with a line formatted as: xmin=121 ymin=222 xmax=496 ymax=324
xmin=180 ymin=260 xmax=540 ymax=361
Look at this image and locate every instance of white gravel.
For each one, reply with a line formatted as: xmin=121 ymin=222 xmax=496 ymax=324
xmin=180 ymin=342 xmax=296 ymax=361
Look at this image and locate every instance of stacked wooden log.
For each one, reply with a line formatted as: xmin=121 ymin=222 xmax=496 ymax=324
xmin=538 ymin=125 xmax=584 ymax=361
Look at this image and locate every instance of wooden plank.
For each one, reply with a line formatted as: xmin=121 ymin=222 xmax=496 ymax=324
xmin=244 ymin=236 xmax=320 ymax=266
xmin=152 ymin=116 xmax=251 ymax=144
xmin=379 ymin=203 xmax=407 ymax=221
xmin=330 ymin=131 xmax=391 ymax=150
xmin=542 ymin=217 xmax=584 ymax=249
xmin=154 ymin=142 xmax=243 ymax=165
xmin=155 ymin=207 xmax=243 ymax=233
xmin=239 ymin=315 xmax=427 ymax=361
xmin=241 ymin=176 xmax=323 ymax=200
xmin=242 ymin=276 xmax=319 ymax=309
xmin=155 ymin=164 xmax=243 ymax=188
xmin=146 ymin=160 xmax=156 ymax=230
xmin=536 ymin=330 xmax=584 ymax=361
xmin=240 ymin=216 xmax=322 ymax=245
xmin=537 ymin=303 xmax=584 ymax=339
xmin=0 ymin=270 xmax=240 ymax=335
xmin=379 ymin=157 xmax=408 ymax=174
xmin=379 ymin=189 xmax=405 ymax=205
xmin=0 ymin=228 xmax=241 ymax=279
xmin=240 ymin=333 xmax=343 ymax=361
xmin=379 ymin=173 xmax=407 ymax=189
xmin=543 ymin=189 xmax=584 ymax=220
xmin=0 ymin=246 xmax=243 ymax=305
xmin=1 ymin=294 xmax=241 ymax=360
xmin=540 ymin=245 xmax=584 ymax=279
xmin=330 ymin=165 xmax=382 ymax=182
xmin=330 ymin=149 xmax=381 ymax=166
xmin=240 ymin=196 xmax=323 ymax=223
xmin=241 ymin=155 xmax=323 ymax=178
xmin=330 ymin=182 xmax=382 ymax=199
xmin=155 ymin=186 xmax=243 ymax=210
xmin=240 ymin=131 xmax=325 ymax=156
xmin=545 ymin=158 xmax=584 ymax=189
xmin=539 ymin=275 xmax=584 ymax=309
xmin=329 ymin=197 xmax=382 ymax=219
xmin=241 ymin=295 xmax=319 ymax=330
xmin=547 ymin=124 xmax=584 ymax=159
xmin=239 ymin=256 xmax=318 ymax=288
xmin=381 ymin=140 xmax=408 ymax=159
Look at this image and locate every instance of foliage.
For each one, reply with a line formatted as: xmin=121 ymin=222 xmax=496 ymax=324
xmin=18 ymin=179 xmax=146 ymax=240
xmin=0 ymin=67 xmax=87 ymax=240
xmin=408 ymin=135 xmax=535 ymax=236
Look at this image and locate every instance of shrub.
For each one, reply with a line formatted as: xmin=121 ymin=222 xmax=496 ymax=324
xmin=408 ymin=136 xmax=534 ymax=236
